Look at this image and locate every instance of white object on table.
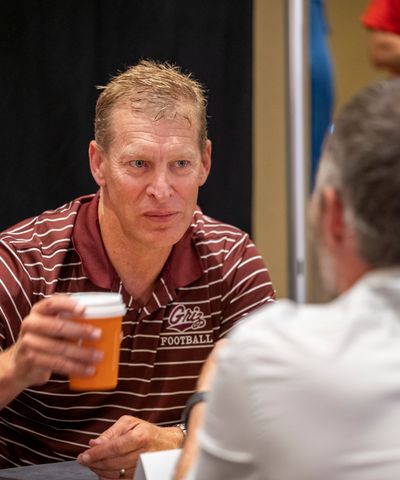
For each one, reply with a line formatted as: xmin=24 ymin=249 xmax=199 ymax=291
xmin=133 ymin=449 xmax=182 ymax=480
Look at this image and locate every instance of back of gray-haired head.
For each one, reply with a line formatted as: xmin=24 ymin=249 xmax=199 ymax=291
xmin=316 ymin=78 xmax=400 ymax=268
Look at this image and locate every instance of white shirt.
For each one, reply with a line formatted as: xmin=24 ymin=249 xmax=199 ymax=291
xmin=190 ymin=268 xmax=400 ymax=480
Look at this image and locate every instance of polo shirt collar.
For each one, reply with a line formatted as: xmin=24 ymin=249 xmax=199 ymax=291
xmin=72 ymin=192 xmax=203 ymax=301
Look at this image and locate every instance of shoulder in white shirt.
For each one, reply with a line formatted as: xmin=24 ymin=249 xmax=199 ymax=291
xmin=191 ymin=268 xmax=400 ymax=480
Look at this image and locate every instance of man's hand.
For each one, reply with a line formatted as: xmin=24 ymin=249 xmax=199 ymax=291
xmin=0 ymin=295 xmax=104 ymax=408
xmin=77 ymin=415 xmax=184 ymax=479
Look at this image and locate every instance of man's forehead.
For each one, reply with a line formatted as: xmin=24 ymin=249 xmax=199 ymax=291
xmin=107 ymin=103 xmax=202 ymax=150
xmin=110 ymin=101 xmax=198 ymax=127
xmin=119 ymin=127 xmax=199 ymax=147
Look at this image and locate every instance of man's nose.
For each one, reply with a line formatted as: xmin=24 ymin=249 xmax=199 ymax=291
xmin=146 ymin=170 xmax=174 ymax=200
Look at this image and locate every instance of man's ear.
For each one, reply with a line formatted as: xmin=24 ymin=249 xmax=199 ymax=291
xmin=199 ymin=139 xmax=212 ymax=186
xmin=321 ymin=186 xmax=345 ymax=249
xmin=89 ymin=140 xmax=106 ymax=187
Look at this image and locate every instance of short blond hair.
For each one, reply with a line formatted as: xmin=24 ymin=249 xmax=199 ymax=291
xmin=94 ymin=59 xmax=208 ymax=151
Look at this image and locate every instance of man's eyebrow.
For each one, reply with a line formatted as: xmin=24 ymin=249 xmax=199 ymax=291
xmin=167 ymin=145 xmax=198 ymax=155
xmin=120 ymin=146 xmax=151 ymax=156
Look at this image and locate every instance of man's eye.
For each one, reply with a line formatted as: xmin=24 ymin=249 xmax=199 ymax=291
xmin=175 ymin=160 xmax=189 ymax=168
xmin=130 ymin=160 xmax=146 ymax=168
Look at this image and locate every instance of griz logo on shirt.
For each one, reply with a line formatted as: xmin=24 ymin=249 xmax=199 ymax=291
xmin=160 ymin=304 xmax=213 ymax=347
xmin=166 ymin=305 xmax=207 ymax=333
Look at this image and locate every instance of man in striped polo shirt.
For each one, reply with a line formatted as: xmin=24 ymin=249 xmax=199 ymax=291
xmin=0 ymin=60 xmax=275 ymax=478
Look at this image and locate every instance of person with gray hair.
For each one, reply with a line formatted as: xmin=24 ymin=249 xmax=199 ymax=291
xmin=175 ymin=78 xmax=400 ymax=480
xmin=0 ymin=59 xmax=275 ymax=477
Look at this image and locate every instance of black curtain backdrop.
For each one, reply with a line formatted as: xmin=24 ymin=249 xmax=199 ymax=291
xmin=0 ymin=1 xmax=252 ymax=234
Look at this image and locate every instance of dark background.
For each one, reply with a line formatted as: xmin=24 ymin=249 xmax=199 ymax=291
xmin=0 ymin=1 xmax=252 ymax=233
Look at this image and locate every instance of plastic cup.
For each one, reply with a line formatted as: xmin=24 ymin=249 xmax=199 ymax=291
xmin=68 ymin=292 xmax=126 ymax=391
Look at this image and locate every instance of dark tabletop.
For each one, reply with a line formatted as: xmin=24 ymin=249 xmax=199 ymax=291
xmin=0 ymin=461 xmax=97 ymax=479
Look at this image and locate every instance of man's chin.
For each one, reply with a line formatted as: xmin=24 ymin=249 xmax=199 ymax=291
xmin=145 ymin=228 xmax=187 ymax=249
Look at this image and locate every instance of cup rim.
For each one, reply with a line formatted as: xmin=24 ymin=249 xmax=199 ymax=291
xmin=69 ymin=292 xmax=126 ymax=318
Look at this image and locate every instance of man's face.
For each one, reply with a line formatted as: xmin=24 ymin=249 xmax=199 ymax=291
xmin=91 ymin=105 xmax=211 ymax=251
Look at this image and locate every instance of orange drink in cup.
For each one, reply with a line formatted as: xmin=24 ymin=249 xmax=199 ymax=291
xmin=69 ymin=292 xmax=126 ymax=391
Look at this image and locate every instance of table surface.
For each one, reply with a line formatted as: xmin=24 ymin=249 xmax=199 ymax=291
xmin=0 ymin=460 xmax=97 ymax=479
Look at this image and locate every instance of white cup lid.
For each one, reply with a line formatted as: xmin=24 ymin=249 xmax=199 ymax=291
xmin=69 ymin=292 xmax=126 ymax=318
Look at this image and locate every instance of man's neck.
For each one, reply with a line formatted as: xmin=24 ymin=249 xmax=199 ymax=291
xmin=98 ymin=210 xmax=172 ymax=306
xmin=108 ymin=240 xmax=171 ymax=305
xmin=338 ymin=259 xmax=371 ymax=295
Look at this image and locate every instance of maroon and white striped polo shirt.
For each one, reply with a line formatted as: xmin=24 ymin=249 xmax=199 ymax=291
xmin=0 ymin=193 xmax=275 ymax=467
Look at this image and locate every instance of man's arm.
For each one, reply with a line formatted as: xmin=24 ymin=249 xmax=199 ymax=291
xmin=368 ymin=30 xmax=400 ymax=72
xmin=173 ymin=341 xmax=223 ymax=480
xmin=174 ymin=402 xmax=206 ymax=480
xmin=0 ymin=348 xmax=28 ymax=409
xmin=174 ymin=339 xmax=255 ymax=480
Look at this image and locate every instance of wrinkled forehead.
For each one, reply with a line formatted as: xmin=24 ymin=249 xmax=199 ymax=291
xmin=109 ymin=99 xmax=200 ymax=136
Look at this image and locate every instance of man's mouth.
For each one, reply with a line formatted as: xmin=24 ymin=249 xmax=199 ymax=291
xmin=143 ymin=211 xmax=180 ymax=223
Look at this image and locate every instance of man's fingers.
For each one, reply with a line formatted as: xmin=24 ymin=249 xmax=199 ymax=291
xmin=90 ymin=454 xmax=138 ymax=480
xmin=90 ymin=462 xmax=138 ymax=480
xmin=18 ymin=333 xmax=103 ymax=365
xmin=96 ymin=416 xmax=138 ymax=442
xmin=15 ymin=350 xmax=96 ymax=378
xmin=83 ymin=443 xmax=141 ymax=468
xmin=21 ymin=313 xmax=101 ymax=341
xmin=31 ymin=295 xmax=84 ymax=316
xmin=81 ymin=441 xmax=142 ymax=478
xmin=79 ymin=422 xmax=142 ymax=465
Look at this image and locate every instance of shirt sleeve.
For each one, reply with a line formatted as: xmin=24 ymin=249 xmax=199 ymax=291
xmin=361 ymin=0 xmax=400 ymax=34
xmin=190 ymin=342 xmax=257 ymax=480
xmin=218 ymin=234 xmax=276 ymax=337
xmin=0 ymin=241 xmax=33 ymax=350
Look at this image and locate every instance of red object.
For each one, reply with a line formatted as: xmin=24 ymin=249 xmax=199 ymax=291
xmin=362 ymin=0 xmax=400 ymax=34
